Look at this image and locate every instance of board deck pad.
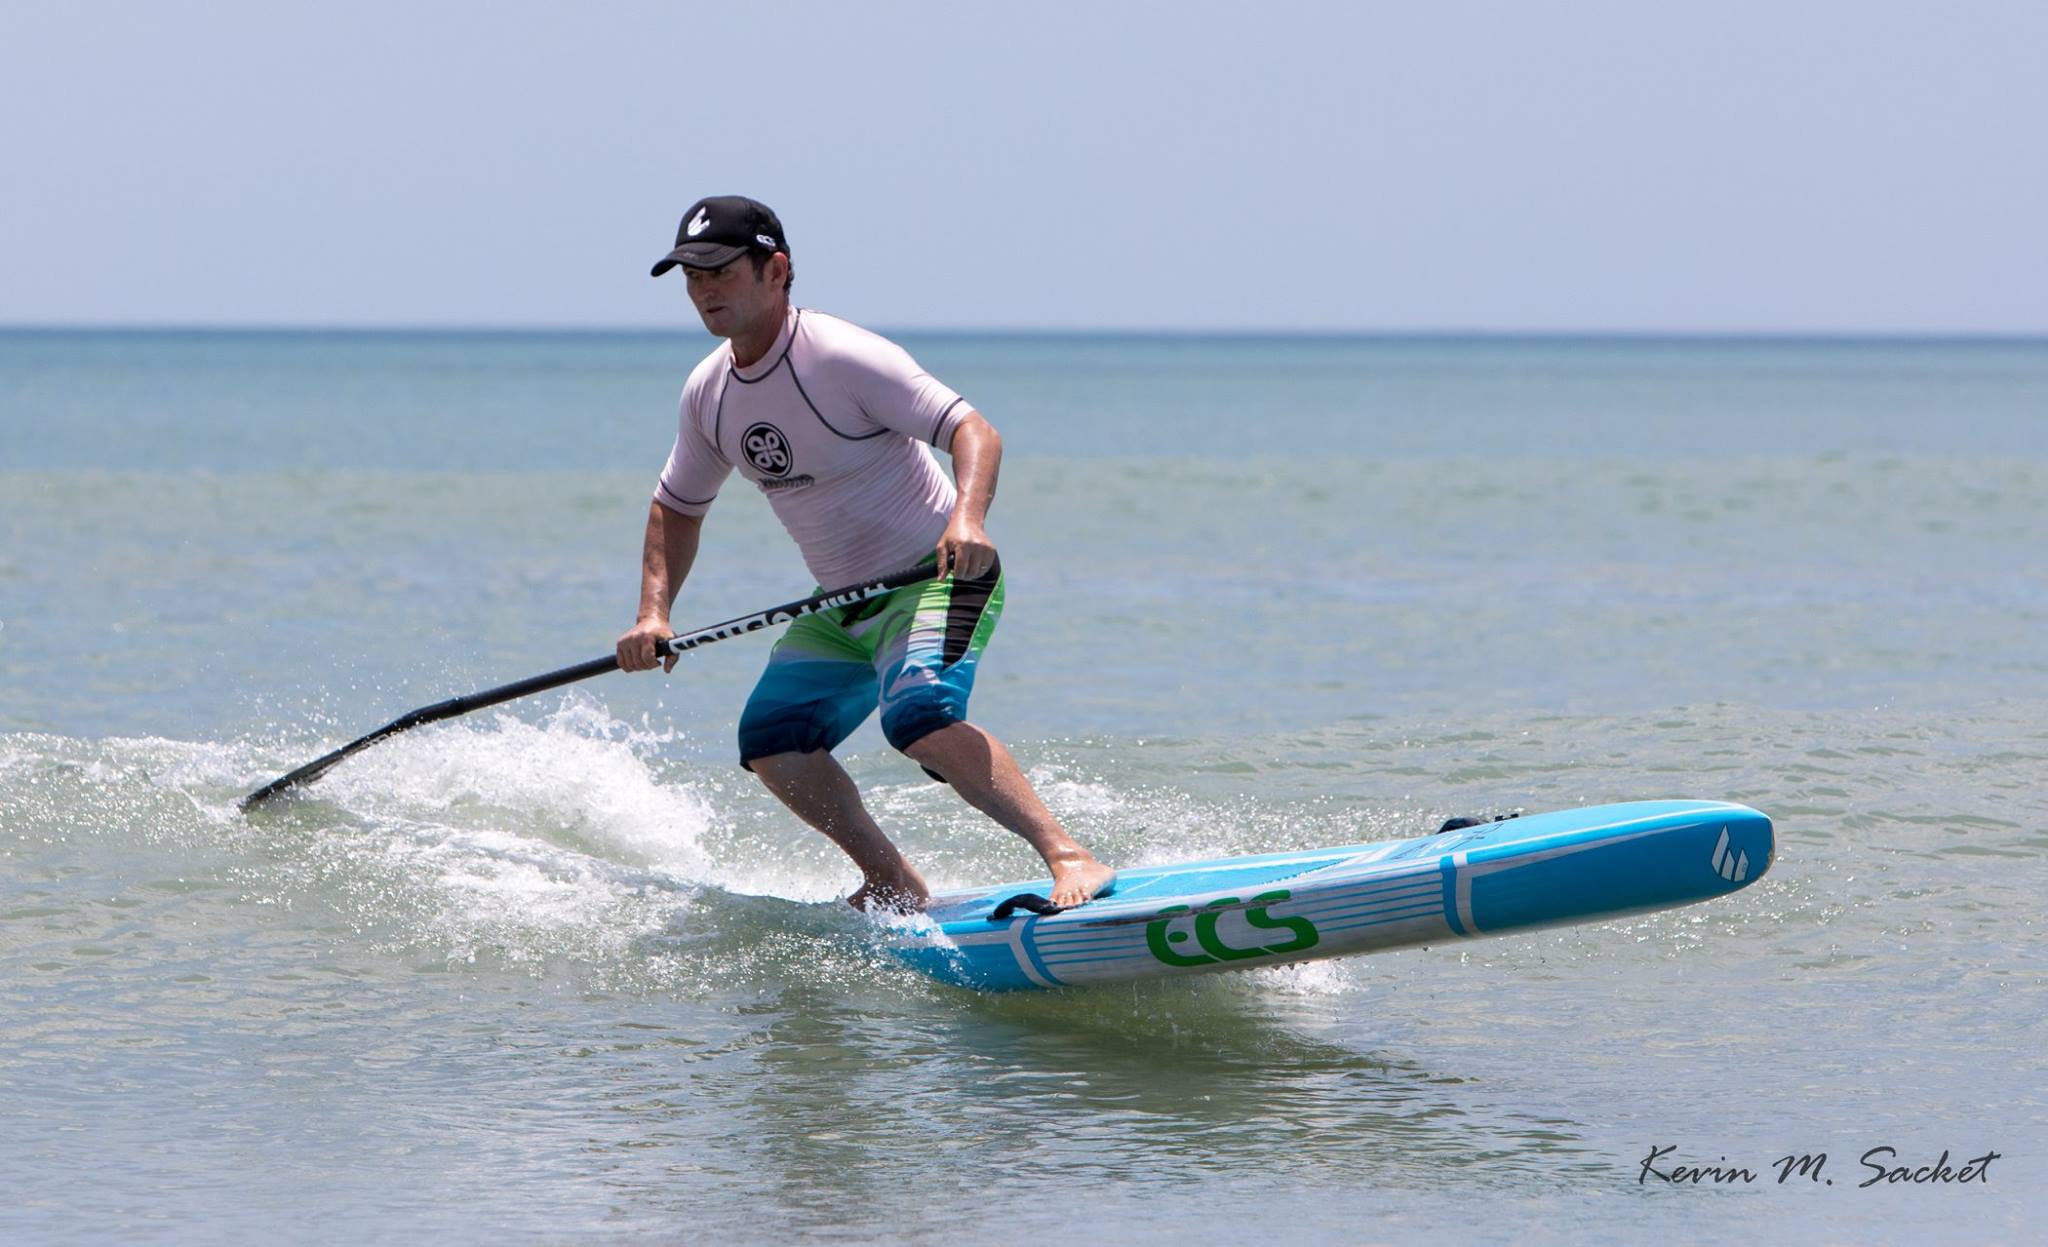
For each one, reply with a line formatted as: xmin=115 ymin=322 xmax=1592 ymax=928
xmin=882 ymin=800 xmax=1773 ymax=991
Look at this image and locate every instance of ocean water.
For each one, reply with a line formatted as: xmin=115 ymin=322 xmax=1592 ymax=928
xmin=2 ymin=329 xmax=2043 ymax=1243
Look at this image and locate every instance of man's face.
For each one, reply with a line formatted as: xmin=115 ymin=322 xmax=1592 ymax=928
xmin=683 ymin=256 xmax=780 ymax=339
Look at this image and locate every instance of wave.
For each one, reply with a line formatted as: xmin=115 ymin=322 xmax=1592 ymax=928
xmin=10 ymin=697 xmax=2037 ymax=1009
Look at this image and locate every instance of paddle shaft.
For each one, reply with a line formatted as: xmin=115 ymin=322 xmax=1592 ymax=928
xmin=238 ymin=564 xmax=938 ymax=810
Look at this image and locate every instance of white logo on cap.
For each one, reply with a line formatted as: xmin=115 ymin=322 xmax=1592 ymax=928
xmin=686 ymin=208 xmax=710 ymax=237
xmin=756 ymin=234 xmax=777 ymax=248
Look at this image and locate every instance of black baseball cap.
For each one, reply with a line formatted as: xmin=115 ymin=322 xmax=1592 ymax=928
xmin=651 ymin=196 xmax=789 ymax=276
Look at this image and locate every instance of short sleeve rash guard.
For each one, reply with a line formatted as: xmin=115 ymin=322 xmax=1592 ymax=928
xmin=655 ymin=307 xmax=972 ymax=586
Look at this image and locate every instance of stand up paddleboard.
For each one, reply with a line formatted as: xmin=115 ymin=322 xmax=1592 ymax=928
xmin=885 ymin=800 xmax=1772 ymax=991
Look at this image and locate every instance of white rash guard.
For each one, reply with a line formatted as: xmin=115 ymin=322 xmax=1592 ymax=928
xmin=654 ymin=306 xmax=972 ymax=587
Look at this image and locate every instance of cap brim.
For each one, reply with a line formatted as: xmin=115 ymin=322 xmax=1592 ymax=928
xmin=650 ymin=241 xmax=749 ymax=277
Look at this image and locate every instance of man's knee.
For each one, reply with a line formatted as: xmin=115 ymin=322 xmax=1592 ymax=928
xmin=897 ymin=719 xmax=975 ymax=785
xmin=746 ymin=748 xmax=835 ymax=789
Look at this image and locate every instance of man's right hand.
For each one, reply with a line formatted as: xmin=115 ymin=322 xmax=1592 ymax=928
xmin=618 ymin=617 xmax=678 ymax=673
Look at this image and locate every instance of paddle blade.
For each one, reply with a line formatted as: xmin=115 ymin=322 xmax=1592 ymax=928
xmin=238 ymin=750 xmax=351 ymax=810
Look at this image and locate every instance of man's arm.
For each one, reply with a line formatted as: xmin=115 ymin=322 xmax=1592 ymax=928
xmin=937 ymin=410 xmax=1001 ymax=581
xmin=618 ymin=499 xmax=703 ymax=673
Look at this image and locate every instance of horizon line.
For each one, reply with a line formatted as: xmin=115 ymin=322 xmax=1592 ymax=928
xmin=4 ymin=322 xmax=2047 ymax=344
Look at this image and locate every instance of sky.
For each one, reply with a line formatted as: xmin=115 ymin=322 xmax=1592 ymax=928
xmin=3 ymin=1 xmax=2045 ymax=333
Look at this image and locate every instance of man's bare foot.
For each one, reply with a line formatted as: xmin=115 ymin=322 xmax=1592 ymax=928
xmin=848 ymin=873 xmax=929 ymax=915
xmin=1046 ymin=856 xmax=1117 ymax=909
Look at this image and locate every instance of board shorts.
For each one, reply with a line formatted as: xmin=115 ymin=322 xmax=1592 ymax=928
xmin=738 ymin=556 xmax=1005 ymax=770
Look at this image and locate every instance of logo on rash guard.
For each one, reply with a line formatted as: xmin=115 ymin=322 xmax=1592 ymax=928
xmin=742 ymin=423 xmax=793 ymax=477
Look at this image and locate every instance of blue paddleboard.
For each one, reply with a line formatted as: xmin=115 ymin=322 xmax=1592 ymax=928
xmin=884 ymin=800 xmax=1772 ymax=991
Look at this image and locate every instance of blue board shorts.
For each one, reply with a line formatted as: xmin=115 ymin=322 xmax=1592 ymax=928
xmin=738 ymin=557 xmax=1005 ymax=769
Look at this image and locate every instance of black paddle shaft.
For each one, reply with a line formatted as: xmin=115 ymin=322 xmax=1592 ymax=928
xmin=238 ymin=565 xmax=938 ymax=810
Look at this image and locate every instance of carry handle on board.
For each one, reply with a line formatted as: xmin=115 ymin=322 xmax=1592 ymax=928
xmin=990 ymin=893 xmax=1067 ymax=920
xmin=239 ymin=564 xmax=939 ymax=810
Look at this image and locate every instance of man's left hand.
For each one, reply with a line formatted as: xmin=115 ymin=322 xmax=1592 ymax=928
xmin=936 ymin=518 xmax=997 ymax=581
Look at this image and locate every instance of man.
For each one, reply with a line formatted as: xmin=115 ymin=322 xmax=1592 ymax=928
xmin=616 ymin=195 xmax=1116 ymax=914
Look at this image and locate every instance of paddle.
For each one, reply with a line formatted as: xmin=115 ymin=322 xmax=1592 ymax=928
xmin=238 ymin=564 xmax=938 ymax=811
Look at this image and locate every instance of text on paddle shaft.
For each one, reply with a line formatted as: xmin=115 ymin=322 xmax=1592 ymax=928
xmin=667 ymin=579 xmax=902 ymax=653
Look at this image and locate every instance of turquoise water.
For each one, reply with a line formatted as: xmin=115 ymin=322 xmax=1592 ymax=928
xmin=3 ymin=330 xmax=2043 ymax=1242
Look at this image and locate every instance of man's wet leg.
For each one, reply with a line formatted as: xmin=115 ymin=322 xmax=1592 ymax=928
xmin=749 ymin=750 xmax=929 ymax=912
xmin=903 ymin=721 xmax=1115 ymax=908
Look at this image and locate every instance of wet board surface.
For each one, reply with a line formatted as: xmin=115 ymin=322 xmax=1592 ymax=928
xmin=883 ymin=800 xmax=1773 ymax=991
